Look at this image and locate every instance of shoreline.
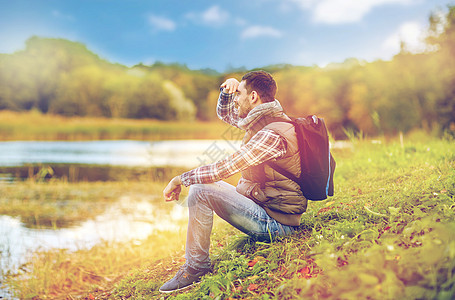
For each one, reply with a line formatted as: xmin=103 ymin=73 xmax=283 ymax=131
xmin=0 ymin=110 xmax=231 ymax=142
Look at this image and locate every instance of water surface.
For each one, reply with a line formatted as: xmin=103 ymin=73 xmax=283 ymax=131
xmin=0 ymin=140 xmax=239 ymax=168
xmin=0 ymin=196 xmax=188 ymax=298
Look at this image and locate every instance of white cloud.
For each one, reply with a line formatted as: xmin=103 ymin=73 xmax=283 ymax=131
xmin=186 ymin=5 xmax=230 ymax=27
xmin=313 ymin=0 xmax=374 ymax=24
xmin=201 ymin=5 xmax=229 ymax=25
xmin=382 ymin=21 xmax=428 ymax=55
xmin=147 ymin=14 xmax=176 ymax=32
xmin=241 ymin=25 xmax=282 ymax=39
xmin=288 ymin=0 xmax=413 ymax=24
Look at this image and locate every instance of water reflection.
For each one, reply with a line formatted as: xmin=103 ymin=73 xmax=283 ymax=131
xmin=0 ymin=139 xmax=238 ymax=297
xmin=0 ymin=197 xmax=187 ymax=273
xmin=0 ymin=139 xmax=348 ymax=170
xmin=0 ymin=140 xmax=238 ymax=168
xmin=0 ymin=140 xmax=153 ymax=167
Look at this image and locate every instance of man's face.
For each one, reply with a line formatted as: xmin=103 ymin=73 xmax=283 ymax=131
xmin=234 ymin=80 xmax=253 ymax=118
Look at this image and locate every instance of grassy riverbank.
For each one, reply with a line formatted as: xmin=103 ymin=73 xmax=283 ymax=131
xmin=0 ymin=110 xmax=230 ymax=141
xmin=0 ymin=179 xmax=189 ymax=299
xmin=3 ymin=134 xmax=455 ymax=299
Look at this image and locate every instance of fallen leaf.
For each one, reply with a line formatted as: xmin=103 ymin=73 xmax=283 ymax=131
xmin=247 ymin=283 xmax=258 ymax=291
xmin=297 ymin=266 xmax=311 ymax=278
xmin=317 ymin=206 xmax=333 ymax=215
xmin=248 ymin=259 xmax=258 ymax=267
xmin=232 ymin=285 xmax=242 ymax=292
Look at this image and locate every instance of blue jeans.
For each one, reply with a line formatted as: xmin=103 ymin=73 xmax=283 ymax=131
xmin=184 ymin=181 xmax=299 ymax=271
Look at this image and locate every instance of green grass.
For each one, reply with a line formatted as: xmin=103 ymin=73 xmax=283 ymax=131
xmin=0 ymin=110 xmax=230 ymax=141
xmin=4 ymin=134 xmax=455 ymax=299
xmin=108 ymin=136 xmax=454 ymax=300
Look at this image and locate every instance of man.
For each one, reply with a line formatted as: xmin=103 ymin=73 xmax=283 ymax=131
xmin=159 ymin=70 xmax=307 ymax=293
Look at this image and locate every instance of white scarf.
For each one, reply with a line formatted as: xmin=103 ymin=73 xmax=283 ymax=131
xmin=238 ymin=99 xmax=284 ymax=130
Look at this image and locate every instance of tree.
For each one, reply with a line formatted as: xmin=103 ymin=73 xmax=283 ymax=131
xmin=427 ymin=5 xmax=455 ymax=134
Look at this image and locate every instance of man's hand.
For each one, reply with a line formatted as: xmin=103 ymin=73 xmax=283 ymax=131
xmin=220 ymin=78 xmax=239 ymax=94
xmin=163 ymin=176 xmax=182 ymax=202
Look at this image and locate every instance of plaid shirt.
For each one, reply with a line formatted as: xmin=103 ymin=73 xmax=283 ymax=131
xmin=180 ymin=91 xmax=287 ymax=187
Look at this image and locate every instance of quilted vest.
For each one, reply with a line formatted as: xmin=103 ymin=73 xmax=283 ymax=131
xmin=236 ymin=114 xmax=307 ymax=226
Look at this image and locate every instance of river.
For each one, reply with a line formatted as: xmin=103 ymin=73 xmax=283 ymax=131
xmin=0 ymin=139 xmax=240 ymax=168
xmin=0 ymin=139 xmax=239 ymax=298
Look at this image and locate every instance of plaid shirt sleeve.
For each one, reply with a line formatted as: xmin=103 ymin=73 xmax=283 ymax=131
xmin=216 ymin=90 xmax=240 ymax=127
xmin=180 ymin=128 xmax=287 ymax=186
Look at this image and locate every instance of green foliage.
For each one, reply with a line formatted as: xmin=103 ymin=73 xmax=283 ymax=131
xmin=110 ymin=269 xmax=162 ymax=300
xmin=158 ymin=137 xmax=454 ymax=300
xmin=1 ymin=6 xmax=455 ymax=136
xmin=0 ymin=37 xmax=219 ymax=121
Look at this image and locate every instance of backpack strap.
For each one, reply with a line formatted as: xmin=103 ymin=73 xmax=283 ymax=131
xmin=247 ymin=115 xmax=303 ymax=190
xmin=266 ymin=119 xmax=305 ymax=191
xmin=248 ymin=114 xmax=291 ymax=189
xmin=248 ymin=114 xmax=291 ymax=135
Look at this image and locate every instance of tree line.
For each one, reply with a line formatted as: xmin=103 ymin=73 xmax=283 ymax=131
xmin=0 ymin=6 xmax=454 ymax=139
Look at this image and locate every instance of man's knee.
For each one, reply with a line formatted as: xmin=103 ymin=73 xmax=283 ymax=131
xmin=188 ymin=183 xmax=207 ymax=194
xmin=187 ymin=182 xmax=227 ymax=207
xmin=189 ymin=182 xmax=225 ymax=194
xmin=187 ymin=184 xmax=207 ymax=206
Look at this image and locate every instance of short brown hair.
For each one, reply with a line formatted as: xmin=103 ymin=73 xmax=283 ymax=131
xmin=241 ymin=70 xmax=277 ymax=103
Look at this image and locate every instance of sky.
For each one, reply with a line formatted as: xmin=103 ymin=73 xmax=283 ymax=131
xmin=0 ymin=0 xmax=453 ymax=71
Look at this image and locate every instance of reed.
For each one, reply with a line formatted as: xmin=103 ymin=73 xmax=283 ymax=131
xmin=0 ymin=110 xmax=230 ymax=141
